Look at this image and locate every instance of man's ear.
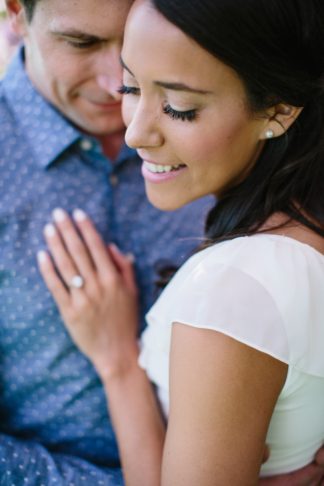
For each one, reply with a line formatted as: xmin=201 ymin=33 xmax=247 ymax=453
xmin=260 ymin=104 xmax=303 ymax=140
xmin=5 ymin=0 xmax=29 ymax=37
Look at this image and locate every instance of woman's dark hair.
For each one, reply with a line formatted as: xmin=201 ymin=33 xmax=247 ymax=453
xmin=152 ymin=0 xmax=324 ymax=243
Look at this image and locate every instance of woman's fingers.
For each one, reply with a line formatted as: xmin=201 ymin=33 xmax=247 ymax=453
xmin=71 ymin=209 xmax=138 ymax=292
xmin=37 ymin=250 xmax=70 ymax=309
xmin=38 ymin=210 xmax=140 ymax=369
xmin=109 ymin=244 xmax=137 ymax=294
xmin=43 ymin=222 xmax=84 ymax=291
xmin=43 ymin=209 xmax=137 ymax=298
xmin=72 ymin=209 xmax=119 ymax=279
xmin=52 ymin=209 xmax=95 ymax=281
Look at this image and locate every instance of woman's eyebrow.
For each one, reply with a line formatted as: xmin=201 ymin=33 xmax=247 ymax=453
xmin=120 ymin=57 xmax=211 ymax=94
xmin=154 ymin=81 xmax=211 ymax=94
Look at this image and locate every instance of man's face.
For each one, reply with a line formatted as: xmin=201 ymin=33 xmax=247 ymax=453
xmin=13 ymin=0 xmax=133 ymax=135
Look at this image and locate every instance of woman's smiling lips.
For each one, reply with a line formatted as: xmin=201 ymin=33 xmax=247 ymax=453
xmin=141 ymin=159 xmax=187 ymax=183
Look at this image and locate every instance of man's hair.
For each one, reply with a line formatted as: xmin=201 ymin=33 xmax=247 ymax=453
xmin=20 ymin=0 xmax=39 ymax=21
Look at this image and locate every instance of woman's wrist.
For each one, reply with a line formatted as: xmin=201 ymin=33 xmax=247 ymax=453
xmin=93 ymin=340 xmax=141 ymax=383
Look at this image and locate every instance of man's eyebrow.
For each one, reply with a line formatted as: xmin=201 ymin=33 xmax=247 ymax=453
xmin=51 ymin=29 xmax=105 ymax=42
xmin=120 ymin=57 xmax=211 ymax=94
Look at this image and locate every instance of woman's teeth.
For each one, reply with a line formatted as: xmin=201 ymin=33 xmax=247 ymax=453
xmin=144 ymin=161 xmax=184 ymax=173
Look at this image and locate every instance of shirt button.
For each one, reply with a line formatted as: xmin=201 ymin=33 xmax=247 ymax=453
xmin=110 ymin=174 xmax=119 ymax=186
xmin=80 ymin=139 xmax=93 ymax=151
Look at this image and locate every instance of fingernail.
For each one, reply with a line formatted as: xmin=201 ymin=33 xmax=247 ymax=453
xmin=110 ymin=243 xmax=120 ymax=253
xmin=73 ymin=209 xmax=87 ymax=222
xmin=44 ymin=223 xmax=56 ymax=237
xmin=37 ymin=250 xmax=48 ymax=263
xmin=52 ymin=208 xmax=67 ymax=222
xmin=126 ymin=253 xmax=135 ymax=263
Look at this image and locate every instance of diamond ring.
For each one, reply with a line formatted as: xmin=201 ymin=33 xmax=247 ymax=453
xmin=69 ymin=275 xmax=84 ymax=289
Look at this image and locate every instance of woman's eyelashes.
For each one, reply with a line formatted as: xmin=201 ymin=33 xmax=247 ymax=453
xmin=162 ymin=104 xmax=197 ymax=122
xmin=118 ymin=85 xmax=198 ymax=122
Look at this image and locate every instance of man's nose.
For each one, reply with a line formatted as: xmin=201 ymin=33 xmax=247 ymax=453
xmin=96 ymin=46 xmax=123 ymax=100
xmin=96 ymin=73 xmax=122 ymax=101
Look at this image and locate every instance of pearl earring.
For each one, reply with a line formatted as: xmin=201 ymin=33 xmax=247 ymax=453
xmin=265 ymin=129 xmax=274 ymax=139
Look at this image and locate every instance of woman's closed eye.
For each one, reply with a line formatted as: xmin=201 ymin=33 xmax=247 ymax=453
xmin=163 ymin=104 xmax=197 ymax=122
xmin=119 ymin=84 xmax=198 ymax=122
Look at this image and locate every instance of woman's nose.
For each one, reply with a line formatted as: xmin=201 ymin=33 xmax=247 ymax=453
xmin=125 ymin=105 xmax=164 ymax=149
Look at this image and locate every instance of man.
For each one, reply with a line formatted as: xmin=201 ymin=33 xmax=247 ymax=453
xmin=0 ymin=0 xmax=323 ymax=484
xmin=0 ymin=1 xmax=212 ymax=484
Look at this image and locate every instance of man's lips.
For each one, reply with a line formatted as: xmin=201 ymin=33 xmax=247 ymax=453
xmin=92 ymin=100 xmax=121 ymax=108
xmin=85 ymin=98 xmax=121 ymax=109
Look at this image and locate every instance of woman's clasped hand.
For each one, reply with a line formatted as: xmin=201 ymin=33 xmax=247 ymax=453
xmin=38 ymin=208 xmax=139 ymax=379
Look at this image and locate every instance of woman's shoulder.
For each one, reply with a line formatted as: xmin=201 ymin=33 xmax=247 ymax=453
xmin=180 ymin=233 xmax=324 ymax=289
xmin=177 ymin=233 xmax=324 ymax=326
xmin=147 ymin=232 xmax=324 ymax=374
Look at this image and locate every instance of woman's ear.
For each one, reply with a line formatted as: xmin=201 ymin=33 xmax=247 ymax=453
xmin=260 ymin=104 xmax=303 ymax=140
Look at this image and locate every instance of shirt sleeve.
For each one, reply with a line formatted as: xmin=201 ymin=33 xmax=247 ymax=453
xmin=0 ymin=433 xmax=124 ymax=485
xmin=144 ymin=236 xmax=324 ymax=378
xmin=165 ymin=262 xmax=290 ymax=364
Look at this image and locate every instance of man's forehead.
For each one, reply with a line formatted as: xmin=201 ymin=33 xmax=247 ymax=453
xmin=34 ymin=0 xmax=133 ymax=31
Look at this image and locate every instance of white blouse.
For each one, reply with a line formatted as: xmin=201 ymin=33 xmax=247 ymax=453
xmin=139 ymin=234 xmax=324 ymax=476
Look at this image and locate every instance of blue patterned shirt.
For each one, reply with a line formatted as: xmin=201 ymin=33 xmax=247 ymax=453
xmin=0 ymin=49 xmax=212 ymax=485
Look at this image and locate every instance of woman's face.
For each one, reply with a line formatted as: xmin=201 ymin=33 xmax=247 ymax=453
xmin=121 ymin=0 xmax=269 ymax=210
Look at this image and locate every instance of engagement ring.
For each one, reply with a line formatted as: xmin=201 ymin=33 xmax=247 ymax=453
xmin=69 ymin=275 xmax=84 ymax=289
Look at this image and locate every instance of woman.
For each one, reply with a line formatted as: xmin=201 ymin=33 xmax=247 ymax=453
xmin=37 ymin=0 xmax=324 ymax=484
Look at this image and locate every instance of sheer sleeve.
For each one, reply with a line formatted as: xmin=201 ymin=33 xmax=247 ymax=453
xmin=139 ymin=235 xmax=324 ymax=475
xmin=140 ymin=235 xmax=324 ymax=390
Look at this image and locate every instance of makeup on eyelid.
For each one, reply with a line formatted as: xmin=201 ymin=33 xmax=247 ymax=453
xmin=118 ymin=84 xmax=198 ymax=122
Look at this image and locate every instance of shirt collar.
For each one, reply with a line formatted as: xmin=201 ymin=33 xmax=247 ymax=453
xmin=117 ymin=142 xmax=138 ymax=165
xmin=2 ymin=48 xmax=86 ymax=169
xmin=2 ymin=47 xmax=137 ymax=169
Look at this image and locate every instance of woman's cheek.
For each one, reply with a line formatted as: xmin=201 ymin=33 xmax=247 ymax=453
xmin=121 ymin=96 xmax=136 ymax=127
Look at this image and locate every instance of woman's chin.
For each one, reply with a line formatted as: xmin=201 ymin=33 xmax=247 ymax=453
xmin=146 ymin=191 xmax=187 ymax=212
